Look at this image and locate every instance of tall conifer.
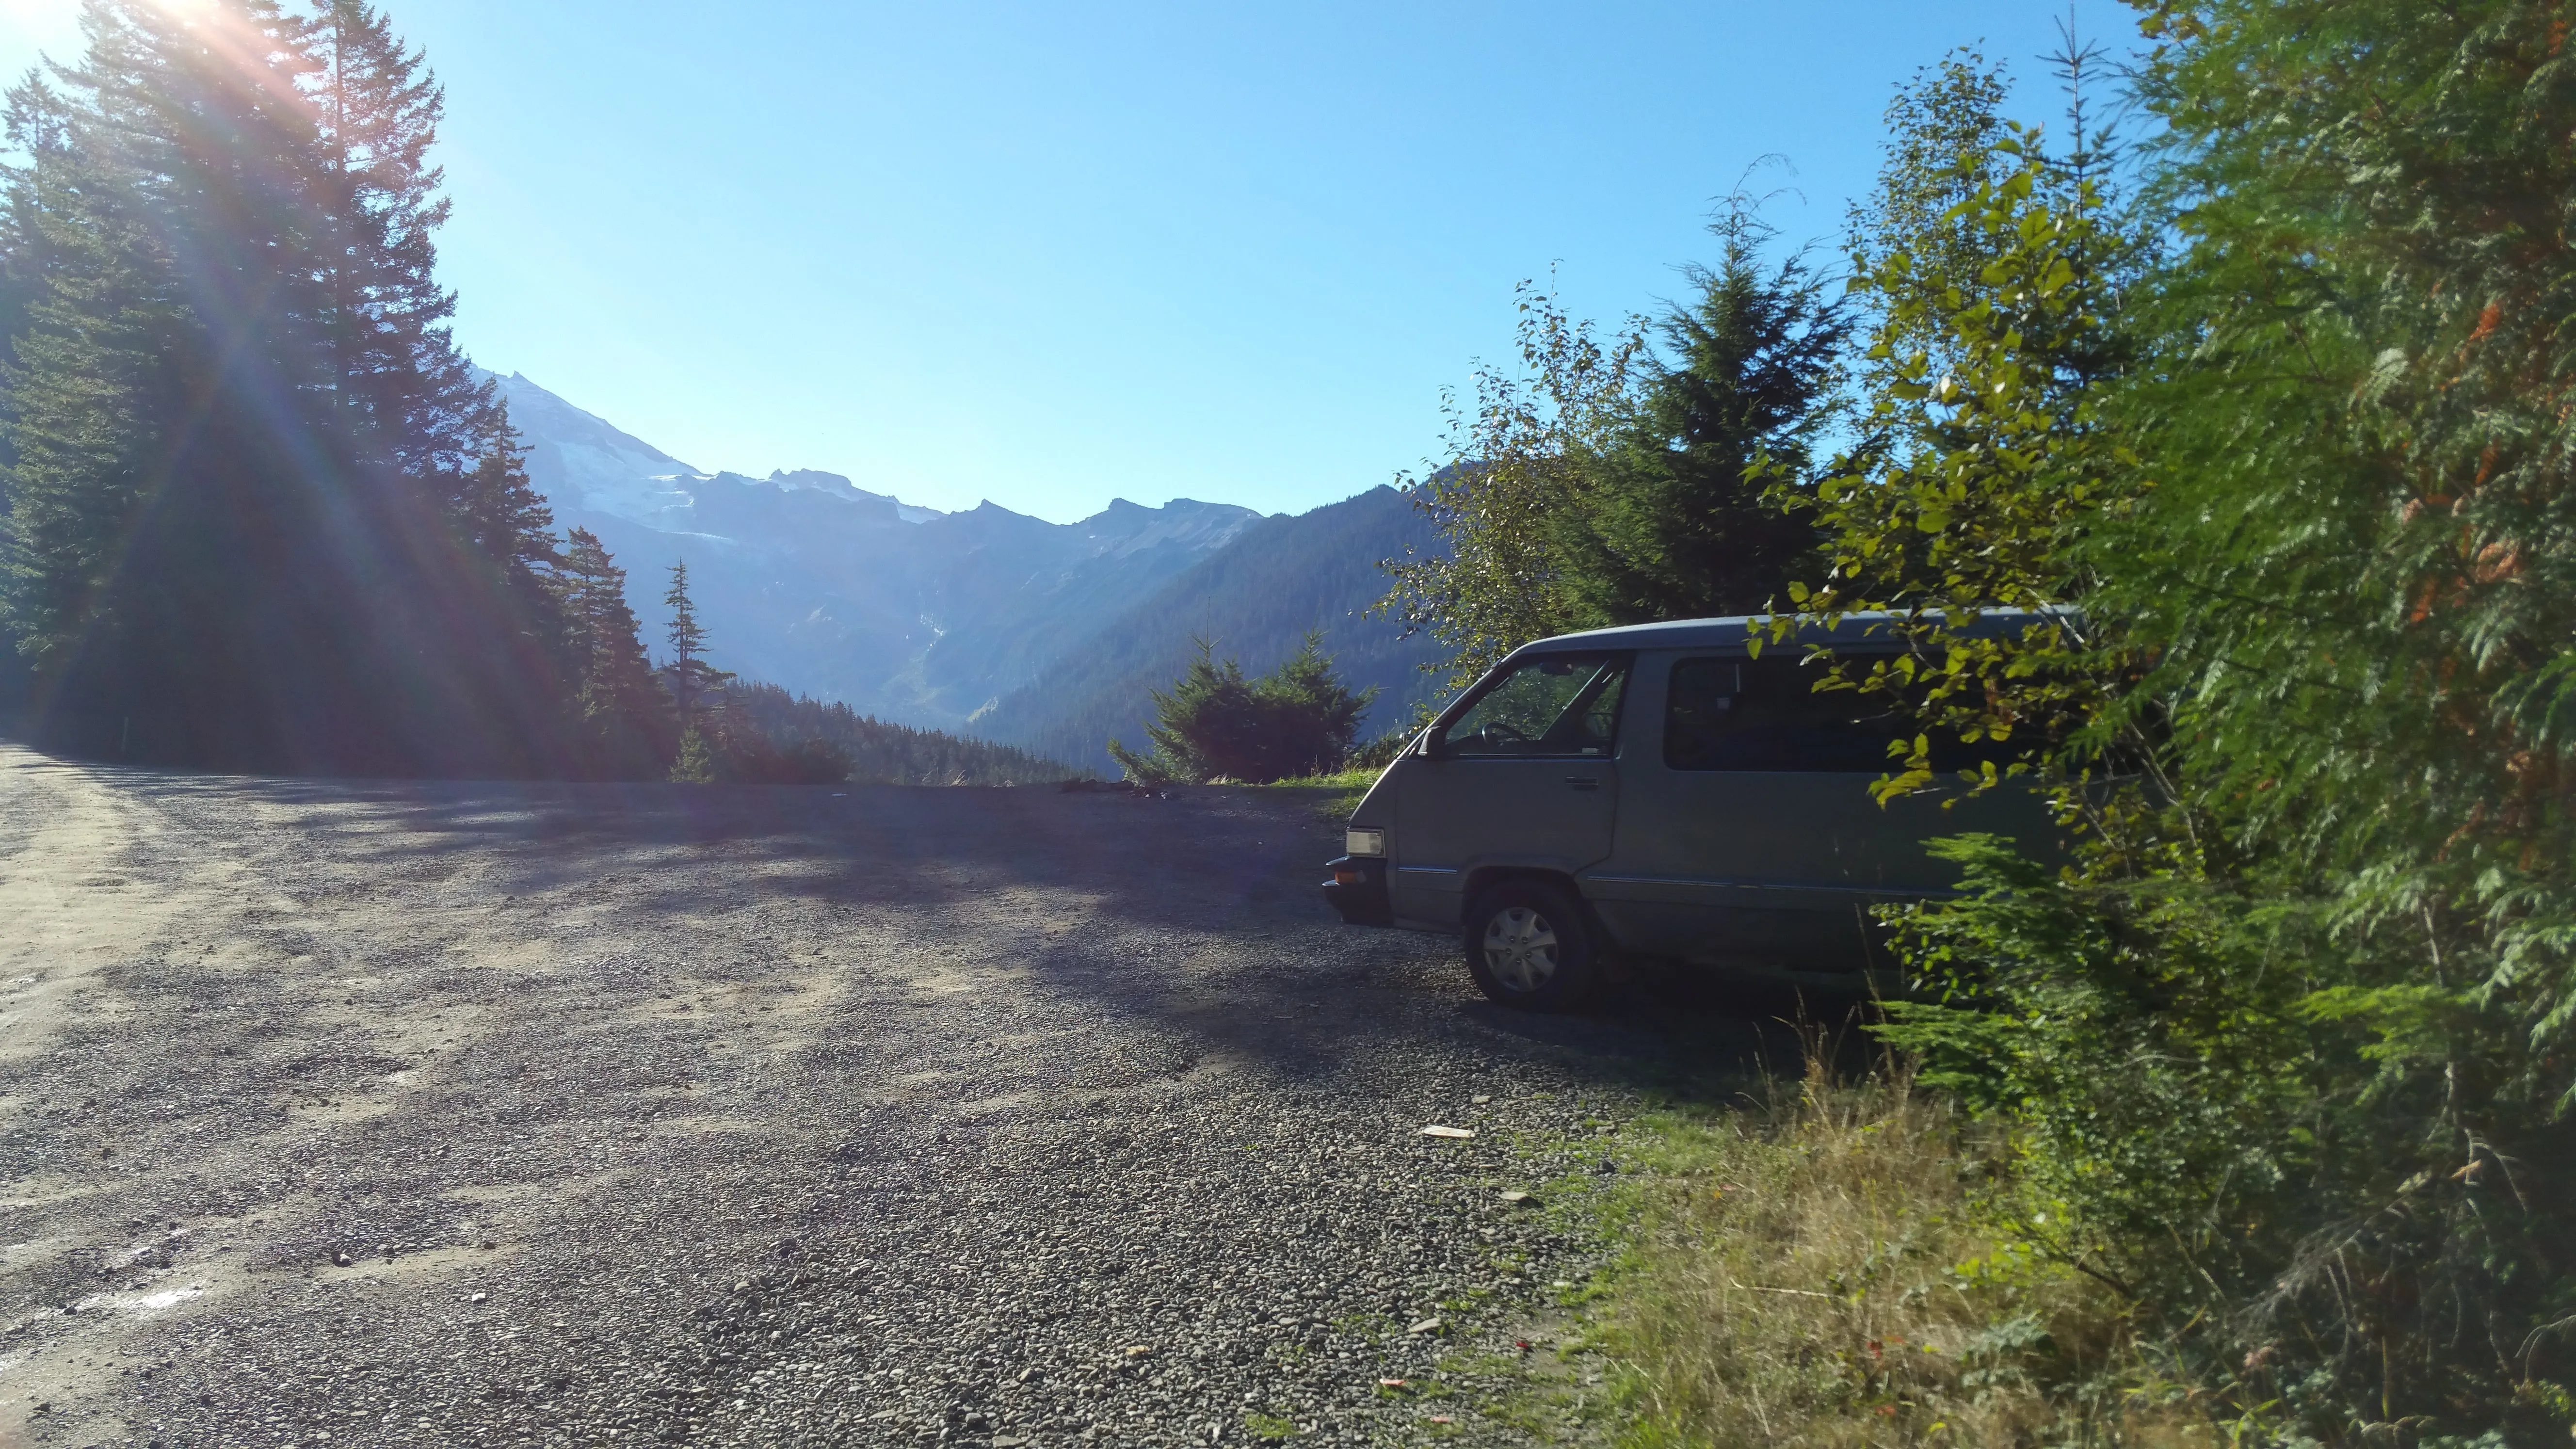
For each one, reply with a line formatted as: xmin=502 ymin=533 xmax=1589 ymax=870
xmin=0 ymin=0 xmax=601 ymax=772
xmin=661 ymin=560 xmax=728 ymax=723
xmin=558 ymin=527 xmax=669 ymax=777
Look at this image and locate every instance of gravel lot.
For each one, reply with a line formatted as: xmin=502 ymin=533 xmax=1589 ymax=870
xmin=0 ymin=743 xmax=1803 ymax=1448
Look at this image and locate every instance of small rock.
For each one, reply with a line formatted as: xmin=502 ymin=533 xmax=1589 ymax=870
xmin=1501 ymin=1190 xmax=1535 ymax=1205
xmin=1470 ymin=1095 xmax=1492 ymax=1104
xmin=1124 ymin=1345 xmax=1151 ymax=1357
xmin=469 ymin=1292 xmax=488 ymax=1304
xmin=1417 ymin=1126 xmax=1474 ymax=1140
xmin=333 ymin=1252 xmax=353 ymax=1267
xmin=1407 ymin=1318 xmax=1444 ymax=1336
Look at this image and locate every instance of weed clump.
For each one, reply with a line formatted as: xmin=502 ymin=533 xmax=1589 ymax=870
xmin=1610 ymin=1058 xmax=2206 ymax=1447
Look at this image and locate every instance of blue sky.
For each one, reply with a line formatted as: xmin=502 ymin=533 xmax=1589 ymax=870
xmin=0 ymin=1 xmax=2108 ymax=522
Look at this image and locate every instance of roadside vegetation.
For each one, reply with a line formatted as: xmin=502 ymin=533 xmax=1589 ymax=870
xmin=1300 ymin=6 xmax=2576 ymax=1444
xmin=1108 ymin=632 xmax=1377 ymax=785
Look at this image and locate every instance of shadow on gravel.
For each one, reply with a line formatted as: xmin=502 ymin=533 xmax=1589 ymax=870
xmin=82 ymin=763 xmax=1854 ymax=1107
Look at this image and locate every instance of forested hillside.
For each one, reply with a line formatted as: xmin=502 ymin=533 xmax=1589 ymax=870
xmin=729 ymin=681 xmax=1074 ymax=786
xmin=973 ymin=484 xmax=1444 ymax=773
xmin=0 ymin=0 xmax=664 ymax=775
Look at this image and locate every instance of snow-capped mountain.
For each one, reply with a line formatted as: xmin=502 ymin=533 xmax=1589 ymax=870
xmin=484 ymin=371 xmax=1267 ymax=730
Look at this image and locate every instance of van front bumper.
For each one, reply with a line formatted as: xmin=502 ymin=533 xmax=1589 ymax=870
xmin=1321 ymin=855 xmax=1394 ymax=928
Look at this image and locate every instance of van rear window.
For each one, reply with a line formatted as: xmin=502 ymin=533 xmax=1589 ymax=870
xmin=1664 ymin=657 xmax=1904 ymax=772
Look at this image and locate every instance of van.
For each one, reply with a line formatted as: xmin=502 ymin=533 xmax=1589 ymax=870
xmin=1320 ymin=612 xmax=2058 ymax=1010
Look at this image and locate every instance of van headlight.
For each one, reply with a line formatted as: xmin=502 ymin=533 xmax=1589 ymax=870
xmin=1346 ymin=828 xmax=1386 ymax=858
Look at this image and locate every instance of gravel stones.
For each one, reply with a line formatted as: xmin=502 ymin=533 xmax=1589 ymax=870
xmin=0 ymin=749 xmax=1801 ymax=1447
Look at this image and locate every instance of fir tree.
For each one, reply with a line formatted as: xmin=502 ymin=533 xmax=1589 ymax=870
xmin=0 ymin=54 xmax=174 ymax=692
xmin=0 ymin=0 xmax=590 ymax=772
xmin=558 ymin=526 xmax=670 ymax=777
xmin=660 ymin=559 xmax=730 ymax=725
xmin=668 ymin=725 xmax=714 ymax=785
xmin=1553 ymin=199 xmax=1846 ymax=624
xmin=1109 ymin=634 xmax=1373 ymax=783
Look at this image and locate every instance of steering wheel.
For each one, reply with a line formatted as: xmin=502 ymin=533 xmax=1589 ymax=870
xmin=1477 ymin=721 xmax=1530 ymax=749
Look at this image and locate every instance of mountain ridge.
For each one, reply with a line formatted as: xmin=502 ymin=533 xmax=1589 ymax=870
xmin=486 ymin=370 xmax=1441 ymax=764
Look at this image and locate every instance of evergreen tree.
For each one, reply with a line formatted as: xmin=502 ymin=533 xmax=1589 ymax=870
xmin=668 ymin=725 xmax=714 ymax=785
xmin=1553 ymin=200 xmax=1846 ymax=624
xmin=1251 ymin=632 xmax=1375 ymax=777
xmin=660 ymin=559 xmax=730 ymax=725
xmin=558 ymin=526 xmax=670 ymax=777
xmin=726 ymin=678 xmax=1074 ymax=785
xmin=0 ymin=0 xmax=336 ymax=765
xmin=0 ymin=0 xmax=589 ymax=773
xmin=0 ymin=52 xmax=174 ymax=700
xmin=1110 ymin=633 xmax=1374 ymax=783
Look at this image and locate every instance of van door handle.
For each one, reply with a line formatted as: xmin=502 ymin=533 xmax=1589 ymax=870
xmin=1565 ymin=777 xmax=1602 ymax=791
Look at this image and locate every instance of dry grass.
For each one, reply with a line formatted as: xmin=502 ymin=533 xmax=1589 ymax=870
xmin=1603 ymin=1056 xmax=2219 ymax=1448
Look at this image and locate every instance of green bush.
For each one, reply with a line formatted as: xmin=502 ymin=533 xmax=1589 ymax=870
xmin=1108 ymin=634 xmax=1373 ymax=784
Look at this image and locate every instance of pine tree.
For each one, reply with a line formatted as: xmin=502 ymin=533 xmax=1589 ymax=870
xmin=668 ymin=725 xmax=714 ymax=785
xmin=661 ymin=559 xmax=730 ymax=725
xmin=1552 ymin=200 xmax=1846 ymax=625
xmin=0 ymin=57 xmax=174 ymax=699
xmin=0 ymin=0 xmax=588 ymax=772
xmin=302 ymin=0 xmax=580 ymax=773
xmin=558 ymin=527 xmax=670 ymax=777
xmin=0 ymin=0 xmax=333 ymax=764
xmin=1109 ymin=634 xmax=1373 ymax=783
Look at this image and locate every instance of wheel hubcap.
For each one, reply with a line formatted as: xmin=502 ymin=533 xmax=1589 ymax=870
xmin=1481 ymin=906 xmax=1559 ymax=992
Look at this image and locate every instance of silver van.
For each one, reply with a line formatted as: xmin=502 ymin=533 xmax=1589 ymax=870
xmin=1320 ymin=612 xmax=2055 ymax=1010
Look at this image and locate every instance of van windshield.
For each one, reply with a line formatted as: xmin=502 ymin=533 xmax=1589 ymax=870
xmin=1438 ymin=653 xmax=1629 ymax=758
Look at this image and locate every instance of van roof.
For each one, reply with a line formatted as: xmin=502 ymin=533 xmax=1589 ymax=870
xmin=1513 ymin=607 xmax=2070 ymax=659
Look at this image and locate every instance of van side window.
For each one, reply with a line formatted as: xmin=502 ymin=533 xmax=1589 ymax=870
xmin=1439 ymin=653 xmax=1630 ymax=758
xmin=1664 ymin=657 xmax=1902 ymax=772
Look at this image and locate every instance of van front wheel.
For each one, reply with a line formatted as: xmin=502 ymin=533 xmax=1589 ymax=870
xmin=1463 ymin=881 xmax=1599 ymax=1012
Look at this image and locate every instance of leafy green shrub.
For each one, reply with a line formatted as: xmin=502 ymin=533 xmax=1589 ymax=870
xmin=1779 ymin=14 xmax=2576 ymax=1437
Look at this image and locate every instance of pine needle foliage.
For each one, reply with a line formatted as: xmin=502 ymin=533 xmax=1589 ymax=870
xmin=1108 ymin=633 xmax=1374 ymax=785
xmin=0 ymin=0 xmax=632 ymax=776
xmin=728 ymin=680 xmax=1077 ymax=787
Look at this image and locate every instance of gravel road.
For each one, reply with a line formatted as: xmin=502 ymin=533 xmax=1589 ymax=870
xmin=0 ymin=743 xmax=1801 ymax=1448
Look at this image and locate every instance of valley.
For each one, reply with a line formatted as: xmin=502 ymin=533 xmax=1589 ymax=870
xmin=492 ymin=374 xmax=1446 ymax=771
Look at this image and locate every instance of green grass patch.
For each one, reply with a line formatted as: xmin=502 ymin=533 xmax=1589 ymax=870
xmin=1238 ymin=767 xmax=1379 ymax=821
